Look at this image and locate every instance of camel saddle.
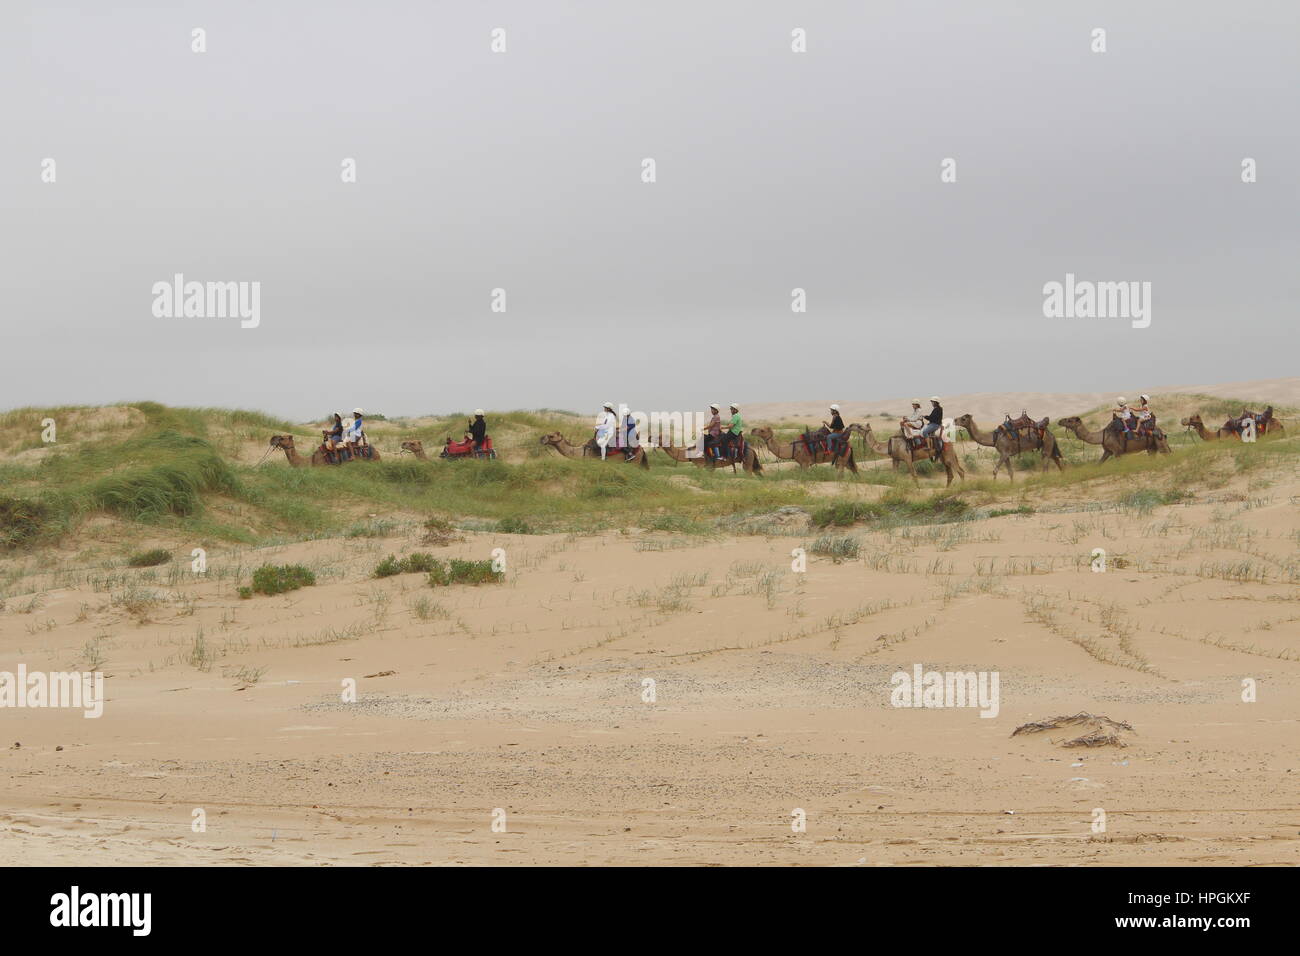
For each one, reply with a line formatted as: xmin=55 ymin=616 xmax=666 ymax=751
xmin=318 ymin=442 xmax=375 ymax=464
xmin=800 ymin=429 xmax=847 ymax=457
xmin=1227 ymin=406 xmax=1272 ymax=432
xmin=708 ymin=436 xmax=748 ymax=461
xmin=442 ymin=435 xmax=493 ymax=457
xmin=994 ymin=416 xmax=1049 ymax=442
xmin=903 ymin=432 xmax=944 ymax=455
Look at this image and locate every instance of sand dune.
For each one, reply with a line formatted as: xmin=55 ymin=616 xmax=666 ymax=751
xmin=744 ymin=377 xmax=1300 ymax=424
xmin=2 ymin=414 xmax=1297 ymax=865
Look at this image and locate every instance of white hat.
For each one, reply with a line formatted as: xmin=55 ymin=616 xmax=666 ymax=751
xmin=930 ymin=396 xmax=940 ymax=402
xmin=603 ymin=402 xmax=614 ymax=410
xmin=829 ymin=403 xmax=840 ymax=411
xmin=911 ymin=399 xmax=922 ymax=406
xmin=729 ymin=403 xmax=739 ymax=410
xmin=474 ymin=408 xmax=485 ymax=416
xmin=1117 ymin=397 xmax=1126 ymax=405
xmin=1139 ymin=394 xmax=1149 ymax=402
xmin=709 ymin=403 xmax=719 ymax=410
xmin=353 ymin=407 xmax=363 ymax=415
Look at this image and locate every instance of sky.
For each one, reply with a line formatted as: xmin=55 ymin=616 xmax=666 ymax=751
xmin=3 ymin=1 xmax=1297 ymax=421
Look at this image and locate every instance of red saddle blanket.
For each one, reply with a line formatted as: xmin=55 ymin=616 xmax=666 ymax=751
xmin=445 ymin=436 xmax=493 ymax=456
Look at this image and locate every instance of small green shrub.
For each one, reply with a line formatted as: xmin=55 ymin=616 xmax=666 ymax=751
xmin=428 ymin=558 xmax=503 ymax=587
xmin=988 ymin=505 xmax=1034 ymax=518
xmin=495 ymin=516 xmax=534 ymax=534
xmin=375 ymin=552 xmax=439 ymax=577
xmin=127 ymin=548 xmax=171 ymax=567
xmin=808 ymin=534 xmax=861 ymax=563
xmin=421 ymin=515 xmax=463 ymax=546
xmin=403 ymin=552 xmax=438 ymax=573
xmin=249 ymin=563 xmax=316 ymax=596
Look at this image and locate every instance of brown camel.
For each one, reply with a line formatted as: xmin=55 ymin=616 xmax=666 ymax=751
xmin=954 ymin=414 xmax=1064 ymax=481
xmin=539 ymin=432 xmax=649 ymax=469
xmin=656 ymin=442 xmax=763 ymax=474
xmin=1058 ymin=416 xmax=1169 ymax=463
xmin=1181 ymin=412 xmax=1285 ymax=441
xmin=269 ymin=434 xmax=381 ymax=467
xmin=399 ymin=440 xmax=429 ymax=460
xmin=749 ymin=425 xmax=858 ymax=473
xmin=850 ymin=423 xmax=965 ymax=487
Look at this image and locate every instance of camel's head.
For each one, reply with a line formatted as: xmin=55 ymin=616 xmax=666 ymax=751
xmin=400 ymin=440 xmax=424 ymax=454
xmin=953 ymin=414 xmax=975 ymax=430
xmin=1180 ymin=415 xmax=1202 ymax=428
xmin=269 ymin=434 xmax=295 ymax=450
xmin=539 ymin=432 xmax=564 ymax=448
xmin=749 ymin=425 xmax=773 ymax=441
xmin=1058 ymin=416 xmax=1083 ymax=430
xmin=845 ymin=422 xmax=870 ymax=436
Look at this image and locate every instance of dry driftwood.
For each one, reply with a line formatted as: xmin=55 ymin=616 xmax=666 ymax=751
xmin=1011 ymin=712 xmax=1135 ymax=748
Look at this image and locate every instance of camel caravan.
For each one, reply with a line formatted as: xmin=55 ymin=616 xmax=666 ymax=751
xmin=266 ymin=394 xmax=1286 ymax=476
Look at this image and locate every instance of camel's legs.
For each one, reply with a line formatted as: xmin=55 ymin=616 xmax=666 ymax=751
xmin=1098 ymin=449 xmax=1113 ymax=464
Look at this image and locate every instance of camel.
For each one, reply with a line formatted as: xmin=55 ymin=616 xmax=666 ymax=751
xmin=656 ymin=442 xmax=763 ymax=474
xmin=850 ymin=423 xmax=965 ymax=487
xmin=954 ymin=414 xmax=1064 ymax=481
xmin=1058 ymin=416 xmax=1169 ymax=463
xmin=749 ymin=425 xmax=858 ymax=473
xmin=400 ymin=440 xmax=430 ymax=460
xmin=269 ymin=434 xmax=381 ymax=467
xmin=1181 ymin=411 xmax=1285 ymax=441
xmin=539 ymin=432 xmax=649 ymax=469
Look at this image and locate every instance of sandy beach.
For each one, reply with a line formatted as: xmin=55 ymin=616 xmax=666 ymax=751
xmin=2 ymin=389 xmax=1296 ymax=866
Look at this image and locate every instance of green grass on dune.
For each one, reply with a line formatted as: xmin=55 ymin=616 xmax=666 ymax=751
xmin=0 ymin=398 xmax=1295 ymax=552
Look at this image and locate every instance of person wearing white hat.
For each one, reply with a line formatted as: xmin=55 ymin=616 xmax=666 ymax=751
xmin=345 ymin=407 xmax=368 ymax=454
xmin=824 ymin=404 xmax=847 ymax=458
xmin=920 ymin=396 xmax=944 ymax=445
xmin=469 ymin=409 xmax=488 ymax=453
xmin=721 ymin=403 xmax=744 ymax=459
xmin=1112 ymin=397 xmax=1135 ymax=435
xmin=594 ymin=402 xmax=617 ymax=459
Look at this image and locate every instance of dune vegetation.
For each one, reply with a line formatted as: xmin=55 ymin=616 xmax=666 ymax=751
xmin=0 ymin=395 xmax=1294 ymax=588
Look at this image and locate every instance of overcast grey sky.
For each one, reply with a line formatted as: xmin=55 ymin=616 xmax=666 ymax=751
xmin=4 ymin=1 xmax=1297 ymax=420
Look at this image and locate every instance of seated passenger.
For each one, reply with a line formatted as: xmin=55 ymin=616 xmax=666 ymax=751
xmin=1132 ymin=395 xmax=1155 ymax=433
xmin=1112 ymin=397 xmax=1135 ymax=434
xmin=901 ymin=400 xmax=925 ymax=442
xmin=325 ymin=413 xmax=344 ymax=454
xmin=921 ymin=397 xmax=944 ymax=445
xmin=825 ymin=404 xmax=846 ymax=454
